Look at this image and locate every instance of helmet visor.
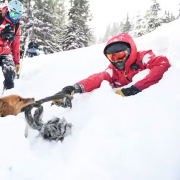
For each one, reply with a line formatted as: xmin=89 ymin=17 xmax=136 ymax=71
xmin=10 ymin=10 xmax=21 ymax=20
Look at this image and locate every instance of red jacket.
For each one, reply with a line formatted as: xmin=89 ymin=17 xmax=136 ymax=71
xmin=0 ymin=7 xmax=20 ymax=64
xmin=77 ymin=33 xmax=170 ymax=92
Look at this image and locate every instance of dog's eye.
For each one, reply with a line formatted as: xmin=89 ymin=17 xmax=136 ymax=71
xmin=19 ymin=98 xmax=22 ymax=101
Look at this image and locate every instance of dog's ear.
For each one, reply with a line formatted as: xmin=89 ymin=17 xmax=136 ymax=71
xmin=1 ymin=102 xmax=14 ymax=117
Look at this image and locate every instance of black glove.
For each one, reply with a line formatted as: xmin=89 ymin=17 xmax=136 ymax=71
xmin=52 ymin=95 xmax=73 ymax=108
xmin=52 ymin=84 xmax=82 ymax=108
xmin=115 ymin=85 xmax=141 ymax=97
xmin=52 ymin=86 xmax=76 ymax=108
xmin=0 ymin=24 xmax=15 ymax=42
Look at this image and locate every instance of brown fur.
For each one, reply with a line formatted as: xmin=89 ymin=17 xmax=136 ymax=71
xmin=0 ymin=95 xmax=34 ymax=117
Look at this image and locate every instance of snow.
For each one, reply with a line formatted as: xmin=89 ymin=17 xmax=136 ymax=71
xmin=0 ymin=18 xmax=180 ymax=180
xmin=142 ymin=53 xmax=152 ymax=65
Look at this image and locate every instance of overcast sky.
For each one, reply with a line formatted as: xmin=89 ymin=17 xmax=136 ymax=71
xmin=90 ymin=0 xmax=180 ymax=37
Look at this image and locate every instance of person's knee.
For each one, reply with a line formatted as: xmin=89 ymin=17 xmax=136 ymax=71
xmin=3 ymin=66 xmax=15 ymax=78
xmin=3 ymin=80 xmax=14 ymax=89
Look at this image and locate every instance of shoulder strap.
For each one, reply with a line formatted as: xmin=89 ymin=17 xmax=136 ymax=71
xmin=15 ymin=22 xmax=19 ymax=35
xmin=0 ymin=12 xmax=5 ymax=26
xmin=131 ymin=60 xmax=139 ymax=71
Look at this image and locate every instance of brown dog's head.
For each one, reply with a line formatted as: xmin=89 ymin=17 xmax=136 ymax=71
xmin=0 ymin=95 xmax=35 ymax=117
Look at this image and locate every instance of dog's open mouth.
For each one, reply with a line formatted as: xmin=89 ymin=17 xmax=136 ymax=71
xmin=21 ymin=98 xmax=35 ymax=112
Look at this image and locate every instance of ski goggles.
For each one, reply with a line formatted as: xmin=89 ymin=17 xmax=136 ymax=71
xmin=10 ymin=10 xmax=22 ymax=20
xmin=106 ymin=49 xmax=130 ymax=62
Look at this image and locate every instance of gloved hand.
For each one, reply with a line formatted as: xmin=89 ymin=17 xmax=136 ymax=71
xmin=115 ymin=85 xmax=141 ymax=97
xmin=15 ymin=63 xmax=20 ymax=74
xmin=52 ymin=86 xmax=76 ymax=108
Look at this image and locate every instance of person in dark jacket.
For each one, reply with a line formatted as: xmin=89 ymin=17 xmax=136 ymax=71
xmin=28 ymin=37 xmax=39 ymax=57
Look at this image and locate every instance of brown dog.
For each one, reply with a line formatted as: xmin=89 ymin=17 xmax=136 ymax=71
xmin=0 ymin=95 xmax=34 ymax=117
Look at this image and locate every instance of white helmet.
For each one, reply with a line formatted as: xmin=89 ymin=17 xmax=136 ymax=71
xmin=8 ymin=0 xmax=23 ymax=15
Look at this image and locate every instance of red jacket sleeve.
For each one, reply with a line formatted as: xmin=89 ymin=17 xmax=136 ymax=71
xmin=11 ymin=25 xmax=21 ymax=64
xmin=77 ymin=67 xmax=113 ymax=93
xmin=135 ymin=53 xmax=170 ymax=91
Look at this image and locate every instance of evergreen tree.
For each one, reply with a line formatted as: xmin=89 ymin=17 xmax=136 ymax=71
xmin=123 ymin=13 xmax=132 ymax=33
xmin=32 ymin=0 xmax=57 ymax=53
xmin=132 ymin=11 xmax=147 ymax=37
xmin=0 ymin=0 xmax=8 ymax=9
xmin=61 ymin=0 xmax=93 ymax=51
xmin=102 ymin=23 xmax=111 ymax=42
xmin=161 ymin=11 xmax=170 ymax=23
xmin=167 ymin=11 xmax=171 ymax=22
xmin=52 ymin=0 xmax=66 ymax=51
xmin=111 ymin=22 xmax=120 ymax=37
xmin=18 ymin=0 xmax=33 ymax=52
xmin=119 ymin=21 xmax=125 ymax=33
xmin=97 ymin=36 xmax=103 ymax=44
xmin=170 ymin=13 xmax=176 ymax=22
xmin=145 ymin=0 xmax=162 ymax=32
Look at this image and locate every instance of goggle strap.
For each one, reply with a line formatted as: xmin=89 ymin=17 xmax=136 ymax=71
xmin=124 ymin=48 xmax=131 ymax=56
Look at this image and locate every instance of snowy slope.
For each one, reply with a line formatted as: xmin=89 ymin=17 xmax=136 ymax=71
xmin=0 ymin=19 xmax=180 ymax=180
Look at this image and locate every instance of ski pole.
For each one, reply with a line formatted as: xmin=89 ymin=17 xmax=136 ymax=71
xmin=17 ymin=30 xmax=30 ymax=79
xmin=1 ymin=85 xmax=5 ymax=97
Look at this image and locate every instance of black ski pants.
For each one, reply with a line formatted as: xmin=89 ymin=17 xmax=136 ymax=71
xmin=0 ymin=54 xmax=15 ymax=89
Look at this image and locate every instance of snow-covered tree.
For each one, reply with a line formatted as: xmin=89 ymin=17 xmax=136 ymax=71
xmin=111 ymin=22 xmax=120 ymax=37
xmin=61 ymin=0 xmax=93 ymax=51
xmin=33 ymin=0 xmax=55 ymax=53
xmin=145 ymin=0 xmax=162 ymax=32
xmin=102 ymin=23 xmax=111 ymax=42
xmin=123 ymin=13 xmax=132 ymax=33
xmin=31 ymin=0 xmax=65 ymax=53
xmin=97 ymin=36 xmax=103 ymax=44
xmin=119 ymin=21 xmax=125 ymax=33
xmin=52 ymin=0 xmax=65 ymax=50
xmin=170 ymin=13 xmax=176 ymax=22
xmin=18 ymin=0 xmax=33 ymax=51
xmin=0 ymin=0 xmax=8 ymax=9
xmin=132 ymin=11 xmax=147 ymax=37
xmin=161 ymin=11 xmax=171 ymax=23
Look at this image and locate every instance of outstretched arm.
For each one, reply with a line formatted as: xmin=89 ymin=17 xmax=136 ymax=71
xmin=116 ymin=52 xmax=170 ymax=97
xmin=76 ymin=69 xmax=113 ymax=93
xmin=51 ymin=67 xmax=114 ymax=107
xmin=135 ymin=55 xmax=170 ymax=91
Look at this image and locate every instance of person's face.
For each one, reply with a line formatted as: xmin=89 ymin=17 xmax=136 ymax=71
xmin=9 ymin=10 xmax=21 ymax=20
xmin=106 ymin=50 xmax=129 ymax=70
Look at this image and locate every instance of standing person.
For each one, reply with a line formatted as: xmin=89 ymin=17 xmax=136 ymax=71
xmin=28 ymin=37 xmax=39 ymax=57
xmin=0 ymin=0 xmax=23 ymax=90
xmin=50 ymin=33 xmax=171 ymax=107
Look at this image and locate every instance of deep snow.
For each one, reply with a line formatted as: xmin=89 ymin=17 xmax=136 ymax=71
xmin=0 ymin=19 xmax=180 ymax=180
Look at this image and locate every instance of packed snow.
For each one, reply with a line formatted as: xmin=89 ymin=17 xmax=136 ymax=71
xmin=0 ymin=19 xmax=180 ymax=180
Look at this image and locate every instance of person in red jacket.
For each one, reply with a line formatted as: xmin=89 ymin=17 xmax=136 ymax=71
xmin=0 ymin=0 xmax=23 ymax=90
xmin=51 ymin=33 xmax=170 ymax=108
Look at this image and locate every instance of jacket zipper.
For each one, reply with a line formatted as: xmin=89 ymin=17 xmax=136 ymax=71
xmin=124 ymin=70 xmax=132 ymax=82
